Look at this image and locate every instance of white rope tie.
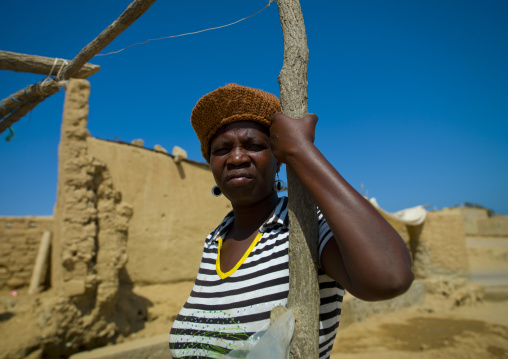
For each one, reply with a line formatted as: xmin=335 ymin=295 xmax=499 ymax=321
xmin=55 ymin=60 xmax=69 ymax=79
xmin=44 ymin=58 xmax=60 ymax=80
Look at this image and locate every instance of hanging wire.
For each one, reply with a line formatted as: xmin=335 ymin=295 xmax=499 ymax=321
xmin=95 ymin=0 xmax=275 ymax=57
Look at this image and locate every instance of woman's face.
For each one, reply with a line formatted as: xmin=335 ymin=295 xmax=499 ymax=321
xmin=209 ymin=121 xmax=279 ymax=206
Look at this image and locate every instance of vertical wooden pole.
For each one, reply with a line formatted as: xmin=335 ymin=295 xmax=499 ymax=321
xmin=28 ymin=231 xmax=51 ymax=294
xmin=277 ymin=0 xmax=320 ymax=358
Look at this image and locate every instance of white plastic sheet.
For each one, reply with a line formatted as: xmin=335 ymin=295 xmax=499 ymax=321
xmin=225 ymin=309 xmax=295 ymax=359
xmin=369 ymin=197 xmax=427 ymax=226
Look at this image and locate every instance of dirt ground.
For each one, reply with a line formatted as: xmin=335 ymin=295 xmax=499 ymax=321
xmin=1 ymin=235 xmax=507 ymax=358
xmin=329 ymin=236 xmax=508 ymax=359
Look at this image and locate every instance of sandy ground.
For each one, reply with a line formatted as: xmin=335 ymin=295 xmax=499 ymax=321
xmin=328 ymin=236 xmax=508 ymax=359
xmin=1 ymin=235 xmax=507 ymax=358
xmin=328 ymin=290 xmax=508 ymax=359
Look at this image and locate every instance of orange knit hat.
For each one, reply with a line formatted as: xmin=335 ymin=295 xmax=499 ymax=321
xmin=191 ymin=83 xmax=281 ymax=162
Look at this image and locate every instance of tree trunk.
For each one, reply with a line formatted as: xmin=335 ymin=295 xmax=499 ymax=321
xmin=277 ymin=0 xmax=320 ymax=358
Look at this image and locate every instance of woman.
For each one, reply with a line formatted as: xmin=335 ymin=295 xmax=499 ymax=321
xmin=169 ymin=83 xmax=413 ymax=358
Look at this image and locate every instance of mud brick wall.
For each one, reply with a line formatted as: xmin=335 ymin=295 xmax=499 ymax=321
xmin=476 ymin=216 xmax=508 ymax=237
xmin=411 ymin=211 xmax=470 ymax=279
xmin=0 ymin=216 xmax=53 ymax=289
xmin=443 ymin=207 xmax=508 ymax=237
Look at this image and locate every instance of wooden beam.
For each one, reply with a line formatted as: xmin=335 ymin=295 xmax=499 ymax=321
xmin=0 ymin=50 xmax=100 ymax=79
xmin=0 ymin=79 xmax=60 ymax=118
xmin=0 ymin=99 xmax=46 ymax=135
xmin=1 ymin=0 xmax=156 ymax=130
xmin=0 ymin=80 xmax=61 ymax=134
xmin=277 ymin=0 xmax=320 ymax=358
xmin=57 ymin=0 xmax=157 ymax=80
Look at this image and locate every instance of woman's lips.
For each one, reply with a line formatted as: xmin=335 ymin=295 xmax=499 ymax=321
xmin=226 ymin=172 xmax=253 ymax=185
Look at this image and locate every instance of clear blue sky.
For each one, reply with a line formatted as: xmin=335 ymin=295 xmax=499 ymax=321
xmin=1 ymin=0 xmax=507 ymax=216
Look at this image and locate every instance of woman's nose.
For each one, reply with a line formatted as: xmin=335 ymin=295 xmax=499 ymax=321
xmin=228 ymin=146 xmax=249 ymax=166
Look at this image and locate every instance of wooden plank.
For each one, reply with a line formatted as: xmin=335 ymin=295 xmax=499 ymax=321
xmin=0 ymin=50 xmax=100 ymax=79
xmin=276 ymin=0 xmax=320 ymax=358
xmin=57 ymin=0 xmax=157 ymax=80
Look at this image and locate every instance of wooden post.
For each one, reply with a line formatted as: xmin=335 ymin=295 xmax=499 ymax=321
xmin=28 ymin=231 xmax=51 ymax=294
xmin=277 ymin=0 xmax=320 ymax=358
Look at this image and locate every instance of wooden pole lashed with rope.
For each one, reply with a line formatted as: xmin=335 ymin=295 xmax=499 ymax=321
xmin=277 ymin=0 xmax=320 ymax=358
xmin=0 ymin=80 xmax=62 ymax=134
xmin=0 ymin=0 xmax=157 ymax=135
xmin=57 ymin=0 xmax=157 ymax=81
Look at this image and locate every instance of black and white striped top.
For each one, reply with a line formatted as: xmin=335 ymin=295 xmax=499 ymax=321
xmin=169 ymin=197 xmax=344 ymax=358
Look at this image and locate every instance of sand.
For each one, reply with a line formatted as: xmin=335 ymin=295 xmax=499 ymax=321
xmin=1 ymin=235 xmax=507 ymax=358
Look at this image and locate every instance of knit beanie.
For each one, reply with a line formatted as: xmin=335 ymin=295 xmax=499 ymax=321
xmin=191 ymin=83 xmax=281 ymax=162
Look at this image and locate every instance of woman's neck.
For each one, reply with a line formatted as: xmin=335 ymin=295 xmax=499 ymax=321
xmin=229 ymin=192 xmax=279 ymax=239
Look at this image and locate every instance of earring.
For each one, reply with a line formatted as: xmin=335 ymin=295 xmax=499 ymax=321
xmin=274 ymin=173 xmax=286 ymax=192
xmin=211 ymin=185 xmax=222 ymax=197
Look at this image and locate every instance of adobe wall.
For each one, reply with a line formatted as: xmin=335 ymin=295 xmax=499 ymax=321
xmin=87 ymin=138 xmax=231 ymax=285
xmin=443 ymin=207 xmax=508 ymax=237
xmin=45 ymin=79 xmax=138 ymax=356
xmin=411 ymin=210 xmax=470 ymax=279
xmin=0 ymin=216 xmax=53 ymax=289
xmin=475 ymin=216 xmax=508 ymax=236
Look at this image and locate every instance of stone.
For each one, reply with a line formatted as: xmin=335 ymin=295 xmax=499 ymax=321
xmin=153 ymin=144 xmax=167 ymax=154
xmin=172 ymin=146 xmax=187 ymax=164
xmin=131 ymin=139 xmax=144 ymax=147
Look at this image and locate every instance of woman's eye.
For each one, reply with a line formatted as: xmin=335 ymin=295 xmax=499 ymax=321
xmin=213 ymin=148 xmax=230 ymax=155
xmin=247 ymin=144 xmax=265 ymax=151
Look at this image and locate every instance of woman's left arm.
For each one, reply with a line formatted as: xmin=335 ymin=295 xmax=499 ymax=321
xmin=270 ymin=113 xmax=414 ymax=301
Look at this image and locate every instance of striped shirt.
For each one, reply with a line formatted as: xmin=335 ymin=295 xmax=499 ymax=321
xmin=169 ymin=196 xmax=344 ymax=358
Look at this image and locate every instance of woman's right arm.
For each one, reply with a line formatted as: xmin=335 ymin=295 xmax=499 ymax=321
xmin=270 ymin=113 xmax=414 ymax=301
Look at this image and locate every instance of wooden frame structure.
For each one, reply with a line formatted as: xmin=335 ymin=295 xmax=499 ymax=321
xmin=0 ymin=0 xmax=156 ymax=136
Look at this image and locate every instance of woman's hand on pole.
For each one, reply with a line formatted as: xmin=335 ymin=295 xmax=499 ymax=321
xmin=269 ymin=112 xmax=317 ymax=164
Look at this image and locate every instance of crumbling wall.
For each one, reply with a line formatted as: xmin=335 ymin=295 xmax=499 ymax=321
xmin=411 ymin=211 xmax=470 ymax=279
xmin=443 ymin=207 xmax=508 ymax=237
xmin=446 ymin=207 xmax=487 ymax=235
xmin=0 ymin=216 xmax=53 ymax=289
xmin=42 ymin=79 xmax=135 ymax=357
xmin=475 ymin=216 xmax=508 ymax=236
xmin=409 ymin=209 xmax=483 ymax=305
xmin=87 ymin=138 xmax=231 ymax=285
